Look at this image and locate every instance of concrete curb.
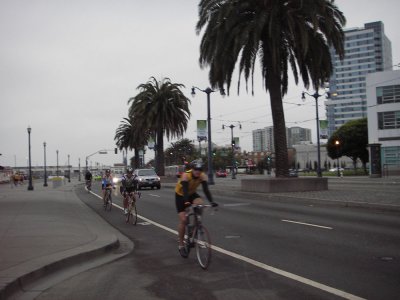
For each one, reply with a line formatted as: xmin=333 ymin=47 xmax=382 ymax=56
xmin=0 ymin=236 xmax=120 ymax=300
xmin=0 ymin=183 xmax=134 ymax=300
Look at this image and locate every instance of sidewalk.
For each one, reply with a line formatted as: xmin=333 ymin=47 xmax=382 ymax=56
xmin=0 ymin=180 xmax=133 ymax=300
xmin=163 ymin=175 xmax=400 ymax=211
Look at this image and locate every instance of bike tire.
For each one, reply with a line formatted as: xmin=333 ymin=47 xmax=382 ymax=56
xmin=127 ymin=203 xmax=137 ymax=225
xmin=195 ymin=225 xmax=212 ymax=270
xmin=183 ymin=224 xmax=192 ymax=256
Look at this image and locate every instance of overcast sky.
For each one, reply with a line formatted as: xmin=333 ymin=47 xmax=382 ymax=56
xmin=1 ymin=0 xmax=399 ymax=168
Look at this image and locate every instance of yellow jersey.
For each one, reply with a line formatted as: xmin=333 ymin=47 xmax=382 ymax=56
xmin=175 ymin=171 xmax=205 ymax=196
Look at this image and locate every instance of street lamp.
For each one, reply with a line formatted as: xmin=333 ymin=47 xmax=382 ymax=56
xmin=191 ymin=86 xmax=226 ymax=185
xmin=43 ymin=142 xmax=48 ymax=187
xmin=56 ymin=150 xmax=59 ymax=176
xmin=335 ymin=140 xmax=340 ymax=177
xmin=301 ymin=91 xmax=335 ymax=177
xmin=78 ymin=158 xmax=81 ymax=181
xmin=27 ymin=126 xmax=34 ymax=191
xmin=68 ymin=154 xmax=71 ymax=182
xmin=222 ymin=123 xmax=242 ymax=179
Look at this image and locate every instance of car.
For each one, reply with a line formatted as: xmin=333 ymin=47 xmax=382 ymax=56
xmin=329 ymin=168 xmax=344 ymax=172
xmin=216 ymin=170 xmax=227 ymax=177
xmin=288 ymin=169 xmax=298 ymax=177
xmin=134 ymin=169 xmax=161 ymax=190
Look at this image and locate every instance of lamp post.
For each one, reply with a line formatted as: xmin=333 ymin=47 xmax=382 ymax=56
xmin=68 ymin=154 xmax=71 ymax=182
xmin=78 ymin=158 xmax=81 ymax=181
xmin=222 ymin=123 xmax=242 ymax=179
xmin=191 ymin=86 xmax=225 ymax=185
xmin=302 ymin=91 xmax=335 ymax=177
xmin=43 ymin=142 xmax=48 ymax=187
xmin=56 ymin=150 xmax=59 ymax=176
xmin=335 ymin=140 xmax=340 ymax=177
xmin=27 ymin=126 xmax=34 ymax=191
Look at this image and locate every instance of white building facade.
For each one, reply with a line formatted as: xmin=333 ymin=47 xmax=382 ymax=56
xmin=367 ymin=70 xmax=400 ymax=175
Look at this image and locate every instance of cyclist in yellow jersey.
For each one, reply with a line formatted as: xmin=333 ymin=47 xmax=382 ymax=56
xmin=175 ymin=162 xmax=218 ymax=258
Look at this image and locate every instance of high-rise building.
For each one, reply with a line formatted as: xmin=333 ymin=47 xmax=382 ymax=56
xmin=252 ymin=126 xmax=311 ymax=152
xmin=326 ymin=21 xmax=393 ymax=136
xmin=287 ymin=127 xmax=312 ymax=147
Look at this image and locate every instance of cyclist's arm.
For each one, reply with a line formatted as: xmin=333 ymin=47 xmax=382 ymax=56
xmin=180 ymin=172 xmax=189 ymax=202
xmin=201 ymin=181 xmax=213 ymax=203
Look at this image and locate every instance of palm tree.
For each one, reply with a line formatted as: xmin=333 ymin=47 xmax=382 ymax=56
xmin=197 ymin=0 xmax=345 ymax=177
xmin=114 ymin=117 xmax=147 ymax=168
xmin=128 ymin=77 xmax=191 ymax=176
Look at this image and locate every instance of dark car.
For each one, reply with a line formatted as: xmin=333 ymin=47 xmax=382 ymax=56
xmin=216 ymin=170 xmax=227 ymax=178
xmin=288 ymin=169 xmax=298 ymax=177
xmin=134 ymin=169 xmax=161 ymax=190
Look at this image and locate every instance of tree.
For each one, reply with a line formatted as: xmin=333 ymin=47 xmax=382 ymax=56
xmin=197 ymin=0 xmax=345 ymax=177
xmin=114 ymin=117 xmax=143 ymax=168
xmin=165 ymin=139 xmax=196 ymax=165
xmin=327 ymin=118 xmax=369 ymax=173
xmin=128 ymin=77 xmax=191 ymax=176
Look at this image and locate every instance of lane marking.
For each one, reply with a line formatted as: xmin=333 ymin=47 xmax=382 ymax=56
xmin=86 ymin=188 xmax=363 ymax=300
xmin=148 ymin=194 xmax=161 ymax=197
xmin=223 ymin=203 xmax=251 ymax=207
xmin=282 ymin=219 xmax=333 ymax=230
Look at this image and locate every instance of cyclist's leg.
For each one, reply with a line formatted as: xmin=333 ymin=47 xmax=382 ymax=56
xmin=175 ymin=194 xmax=187 ymax=247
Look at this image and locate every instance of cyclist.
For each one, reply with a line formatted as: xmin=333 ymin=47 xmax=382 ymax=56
xmin=85 ymin=170 xmax=93 ymax=190
xmin=120 ymin=167 xmax=138 ymax=214
xmin=175 ymin=162 xmax=218 ymax=258
xmin=102 ymin=169 xmax=115 ymax=207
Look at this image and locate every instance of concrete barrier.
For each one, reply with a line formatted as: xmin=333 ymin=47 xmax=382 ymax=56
xmin=241 ymin=177 xmax=328 ymax=193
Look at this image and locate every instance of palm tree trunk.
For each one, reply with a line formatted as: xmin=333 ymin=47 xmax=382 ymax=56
xmin=156 ymin=129 xmax=165 ymax=176
xmin=266 ymin=69 xmax=289 ymax=178
xmin=134 ymin=148 xmax=140 ymax=168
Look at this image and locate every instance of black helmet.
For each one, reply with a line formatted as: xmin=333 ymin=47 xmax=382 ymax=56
xmin=127 ymin=167 xmax=133 ymax=174
xmin=105 ymin=169 xmax=111 ymax=173
xmin=193 ymin=162 xmax=203 ymax=171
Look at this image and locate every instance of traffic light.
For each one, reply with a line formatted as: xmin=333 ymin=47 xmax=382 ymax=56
xmin=212 ymin=149 xmax=217 ymax=156
xmin=114 ymin=148 xmax=118 ymax=154
xmin=267 ymin=155 xmax=271 ymax=161
xmin=232 ymin=140 xmax=235 ymax=147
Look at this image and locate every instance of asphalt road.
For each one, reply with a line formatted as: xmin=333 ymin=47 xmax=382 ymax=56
xmin=37 ymin=182 xmax=400 ymax=300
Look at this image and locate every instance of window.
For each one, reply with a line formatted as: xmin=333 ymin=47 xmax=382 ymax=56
xmin=378 ymin=111 xmax=400 ymax=129
xmin=382 ymin=147 xmax=400 ymax=165
xmin=377 ymin=85 xmax=400 ymax=104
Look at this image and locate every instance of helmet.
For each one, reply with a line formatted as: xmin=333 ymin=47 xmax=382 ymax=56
xmin=105 ymin=169 xmax=111 ymax=174
xmin=193 ymin=162 xmax=203 ymax=171
xmin=127 ymin=167 xmax=133 ymax=174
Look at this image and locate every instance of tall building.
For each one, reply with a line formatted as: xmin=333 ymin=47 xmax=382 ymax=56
xmin=326 ymin=21 xmax=393 ymax=136
xmin=367 ymin=70 xmax=400 ymax=175
xmin=252 ymin=126 xmax=311 ymax=152
xmin=287 ymin=127 xmax=312 ymax=147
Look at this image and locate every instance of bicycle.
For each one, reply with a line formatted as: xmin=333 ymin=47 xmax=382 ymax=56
xmin=183 ymin=203 xmax=214 ymax=270
xmin=103 ymin=186 xmax=113 ymax=211
xmin=125 ymin=191 xmax=140 ymax=225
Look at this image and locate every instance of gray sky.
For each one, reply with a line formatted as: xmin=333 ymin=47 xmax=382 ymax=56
xmin=1 ymin=0 xmax=399 ymax=168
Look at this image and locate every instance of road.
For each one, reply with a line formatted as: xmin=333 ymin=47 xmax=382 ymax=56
xmin=37 ymin=182 xmax=400 ymax=300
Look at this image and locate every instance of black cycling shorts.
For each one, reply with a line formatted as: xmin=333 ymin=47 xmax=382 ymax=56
xmin=175 ymin=193 xmax=201 ymax=213
xmin=123 ymin=186 xmax=136 ymax=194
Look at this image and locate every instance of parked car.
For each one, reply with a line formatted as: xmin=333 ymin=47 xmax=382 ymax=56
xmin=288 ymin=169 xmax=298 ymax=177
xmin=329 ymin=168 xmax=344 ymax=172
xmin=216 ymin=170 xmax=227 ymax=178
xmin=134 ymin=169 xmax=161 ymax=190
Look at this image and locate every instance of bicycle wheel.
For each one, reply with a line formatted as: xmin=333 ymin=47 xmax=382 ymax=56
xmin=195 ymin=225 xmax=211 ymax=269
xmin=183 ymin=224 xmax=192 ymax=256
xmin=127 ymin=203 xmax=137 ymax=225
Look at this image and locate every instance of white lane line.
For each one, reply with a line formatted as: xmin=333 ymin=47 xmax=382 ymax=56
xmin=148 ymin=194 xmax=161 ymax=197
xmin=223 ymin=203 xmax=251 ymax=207
xmin=87 ymin=188 xmax=363 ymax=300
xmin=282 ymin=219 xmax=333 ymax=230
